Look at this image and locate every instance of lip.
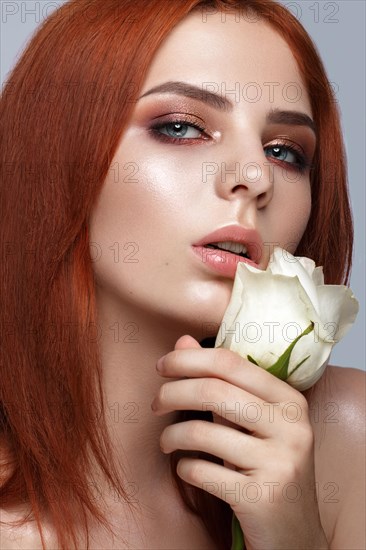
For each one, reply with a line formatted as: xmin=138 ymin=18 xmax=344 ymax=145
xmin=192 ymin=224 xmax=265 ymax=279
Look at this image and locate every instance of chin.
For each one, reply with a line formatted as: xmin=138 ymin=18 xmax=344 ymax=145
xmin=178 ymin=302 xmax=228 ymax=342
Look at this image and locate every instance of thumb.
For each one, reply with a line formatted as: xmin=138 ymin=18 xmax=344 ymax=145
xmin=174 ymin=334 xmax=202 ymax=351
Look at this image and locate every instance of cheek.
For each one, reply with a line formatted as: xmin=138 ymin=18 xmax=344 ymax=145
xmin=87 ymin=152 xmax=191 ymax=290
xmin=286 ymin=182 xmax=312 ymax=251
xmin=267 ymin=179 xmax=312 ymax=252
xmin=89 ymin=155 xmax=177 ymax=241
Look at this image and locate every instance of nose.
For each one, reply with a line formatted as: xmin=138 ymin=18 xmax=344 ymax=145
xmin=211 ymin=139 xmax=274 ymax=208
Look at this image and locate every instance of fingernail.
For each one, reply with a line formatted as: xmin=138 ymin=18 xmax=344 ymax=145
xmin=156 ymin=356 xmax=165 ymax=372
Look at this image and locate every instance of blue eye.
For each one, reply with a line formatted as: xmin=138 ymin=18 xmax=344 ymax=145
xmin=266 ymin=145 xmax=296 ymax=162
xmin=264 ymin=143 xmax=309 ymax=173
xmin=149 ymin=120 xmax=312 ymax=174
xmin=156 ymin=122 xmax=204 ymax=139
xmin=149 ymin=119 xmax=208 ymax=143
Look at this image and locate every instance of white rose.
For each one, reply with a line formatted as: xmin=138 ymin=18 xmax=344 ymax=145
xmin=214 ymin=246 xmax=359 ymax=391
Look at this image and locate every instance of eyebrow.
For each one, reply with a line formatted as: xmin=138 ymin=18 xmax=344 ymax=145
xmin=267 ymin=109 xmax=316 ymax=135
xmin=139 ymin=81 xmax=232 ymax=112
xmin=139 ymin=80 xmax=316 ymax=134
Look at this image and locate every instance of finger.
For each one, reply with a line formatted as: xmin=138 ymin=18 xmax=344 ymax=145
xmin=160 ymin=419 xmax=267 ymax=471
xmin=176 ymin=457 xmax=251 ymax=510
xmin=158 ymin=347 xmax=299 ymax=404
xmin=156 ymin=336 xmax=202 ymax=382
xmin=174 ymin=334 xmax=201 ymax=351
xmin=152 ymin=377 xmax=273 ymax=437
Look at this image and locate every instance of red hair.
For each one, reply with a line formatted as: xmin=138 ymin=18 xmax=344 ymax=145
xmin=0 ymin=0 xmax=353 ymax=548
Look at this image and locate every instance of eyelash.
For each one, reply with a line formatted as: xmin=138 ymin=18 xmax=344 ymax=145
xmin=148 ymin=118 xmax=313 ymax=174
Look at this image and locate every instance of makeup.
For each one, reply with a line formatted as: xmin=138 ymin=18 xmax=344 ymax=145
xmin=191 ymin=245 xmax=260 ymax=279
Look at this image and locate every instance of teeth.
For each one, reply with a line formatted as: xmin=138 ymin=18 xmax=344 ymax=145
xmin=209 ymin=241 xmax=249 ymax=256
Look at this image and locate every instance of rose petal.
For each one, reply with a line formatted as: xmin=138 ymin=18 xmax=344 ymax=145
xmin=287 ymin=353 xmax=331 ymax=391
xmin=312 ymin=266 xmax=325 ymax=286
xmin=268 ymin=248 xmax=321 ymax=316
xmin=317 ymin=285 xmax=360 ymax=342
xmin=215 ymin=246 xmax=359 ymax=392
xmin=216 ymin=265 xmax=324 ymax=367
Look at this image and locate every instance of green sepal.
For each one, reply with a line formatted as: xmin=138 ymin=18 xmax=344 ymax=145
xmin=266 ymin=321 xmax=314 ymax=379
xmin=231 ymin=512 xmax=245 ymax=550
xmin=247 ymin=322 xmax=314 ymax=381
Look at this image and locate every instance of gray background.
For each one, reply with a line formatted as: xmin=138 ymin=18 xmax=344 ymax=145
xmin=1 ymin=1 xmax=365 ymax=371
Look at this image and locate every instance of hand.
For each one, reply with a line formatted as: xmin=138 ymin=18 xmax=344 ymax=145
xmin=151 ymin=335 xmax=329 ymax=549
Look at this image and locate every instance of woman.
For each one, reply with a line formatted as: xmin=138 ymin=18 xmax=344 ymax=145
xmin=0 ymin=0 xmax=364 ymax=548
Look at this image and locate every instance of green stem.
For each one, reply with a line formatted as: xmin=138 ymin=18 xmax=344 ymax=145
xmin=231 ymin=512 xmax=245 ymax=550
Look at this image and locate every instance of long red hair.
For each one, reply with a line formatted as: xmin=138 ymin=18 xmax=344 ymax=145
xmin=0 ymin=0 xmax=353 ymax=548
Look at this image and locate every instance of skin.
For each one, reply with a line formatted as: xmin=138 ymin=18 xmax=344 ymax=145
xmin=1 ymin=10 xmax=365 ymax=550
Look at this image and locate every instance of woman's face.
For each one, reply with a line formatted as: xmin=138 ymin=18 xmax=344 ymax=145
xmin=89 ymin=10 xmax=316 ymax=338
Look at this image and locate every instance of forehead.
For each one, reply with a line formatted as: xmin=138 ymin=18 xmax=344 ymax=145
xmin=139 ymin=10 xmax=312 ymax=114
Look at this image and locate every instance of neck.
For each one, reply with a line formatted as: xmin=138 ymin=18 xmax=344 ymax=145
xmin=91 ymin=285 xmax=196 ymax=511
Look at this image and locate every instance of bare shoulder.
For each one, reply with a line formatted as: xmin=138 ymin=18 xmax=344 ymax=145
xmin=305 ymin=364 xmax=365 ymax=466
xmin=312 ymin=362 xmax=365 ymax=394
xmin=0 ymin=508 xmax=60 ymax=550
xmin=326 ymin=364 xmax=365 ymax=402
xmin=0 ymin=446 xmax=45 ymax=550
xmin=0 ymin=505 xmax=46 ymax=550
xmin=304 ymin=365 xmax=366 ymax=548
xmin=304 ymin=364 xmax=365 ymax=431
